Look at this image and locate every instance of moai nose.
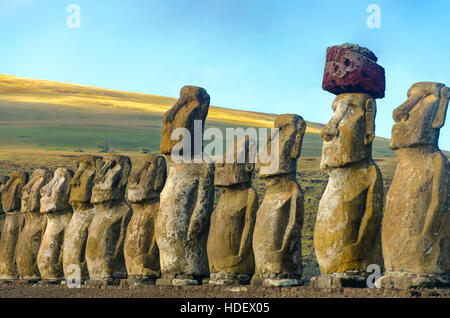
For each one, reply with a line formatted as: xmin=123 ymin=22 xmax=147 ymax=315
xmin=321 ymin=124 xmax=338 ymax=142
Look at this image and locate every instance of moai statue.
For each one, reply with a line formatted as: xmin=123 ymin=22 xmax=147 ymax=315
xmin=376 ymin=82 xmax=450 ymax=289
xmin=156 ymin=86 xmax=215 ymax=286
xmin=0 ymin=171 xmax=28 ymax=280
xmin=207 ymin=137 xmax=258 ymax=285
xmin=0 ymin=175 xmax=10 ymax=238
xmin=37 ymin=168 xmax=73 ymax=283
xmin=15 ymin=169 xmax=52 ymax=282
xmin=124 ymin=154 xmax=167 ymax=286
xmin=85 ymin=154 xmax=132 ymax=284
xmin=63 ymin=155 xmax=103 ymax=283
xmin=312 ymin=44 xmax=385 ymax=288
xmin=252 ymin=114 xmax=306 ymax=287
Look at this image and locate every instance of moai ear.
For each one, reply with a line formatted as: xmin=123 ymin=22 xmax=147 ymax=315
xmin=118 ymin=158 xmax=132 ymax=190
xmin=153 ymin=156 xmax=167 ymax=192
xmin=245 ymin=138 xmax=257 ymax=173
xmin=432 ymin=86 xmax=450 ymax=129
xmin=364 ymin=98 xmax=376 ymax=146
xmin=290 ymin=119 xmax=306 ymax=159
xmin=65 ymin=169 xmax=74 ymax=198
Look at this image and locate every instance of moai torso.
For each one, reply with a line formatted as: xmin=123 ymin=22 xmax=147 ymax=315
xmin=207 ymin=137 xmax=258 ymax=280
xmin=0 ymin=171 xmax=28 ymax=280
xmin=314 ymin=93 xmax=383 ymax=274
xmin=252 ymin=114 xmax=306 ymax=281
xmin=156 ymin=86 xmax=215 ymax=282
xmin=383 ymin=82 xmax=450 ymax=275
xmin=15 ymin=169 xmax=51 ymax=281
xmin=37 ymin=168 xmax=73 ymax=282
xmin=63 ymin=155 xmax=102 ymax=281
xmin=85 ymin=155 xmax=132 ymax=281
xmin=124 ymin=154 xmax=166 ymax=281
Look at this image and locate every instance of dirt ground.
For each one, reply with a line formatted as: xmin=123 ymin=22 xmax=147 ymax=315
xmin=0 ymin=281 xmax=448 ymax=298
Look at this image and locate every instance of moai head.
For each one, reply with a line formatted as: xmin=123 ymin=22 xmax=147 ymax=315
xmin=215 ymin=137 xmax=256 ymax=186
xmin=91 ymin=154 xmax=131 ymax=204
xmin=391 ymin=82 xmax=450 ymax=150
xmin=320 ymin=93 xmax=377 ymax=169
xmin=1 ymin=171 xmax=29 ymax=213
xmin=40 ymin=168 xmax=73 ymax=213
xmin=127 ymin=154 xmax=167 ymax=203
xmin=69 ymin=155 xmax=103 ymax=205
xmin=160 ymin=86 xmax=210 ymax=155
xmin=21 ymin=169 xmax=52 ymax=213
xmin=259 ymin=114 xmax=306 ymax=177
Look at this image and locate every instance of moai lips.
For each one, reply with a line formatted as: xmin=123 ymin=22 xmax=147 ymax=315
xmin=86 ymin=155 xmax=132 ymax=282
xmin=207 ymin=137 xmax=258 ymax=284
xmin=0 ymin=171 xmax=28 ymax=280
xmin=124 ymin=154 xmax=166 ymax=285
xmin=252 ymin=114 xmax=305 ymax=287
xmin=160 ymin=85 xmax=210 ymax=155
xmin=378 ymin=82 xmax=450 ymax=289
xmin=15 ymin=169 xmax=52 ymax=282
xmin=312 ymin=92 xmax=383 ymax=288
xmin=156 ymin=85 xmax=215 ymax=285
xmin=63 ymin=155 xmax=103 ymax=282
xmin=322 ymin=43 xmax=386 ymax=99
xmin=37 ymin=168 xmax=73 ymax=283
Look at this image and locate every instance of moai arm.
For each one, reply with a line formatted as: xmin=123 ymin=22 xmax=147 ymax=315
xmin=187 ymin=164 xmax=215 ymax=242
xmin=280 ymin=185 xmax=303 ymax=254
xmin=422 ymin=154 xmax=448 ymax=245
xmin=354 ymin=165 xmax=383 ymax=255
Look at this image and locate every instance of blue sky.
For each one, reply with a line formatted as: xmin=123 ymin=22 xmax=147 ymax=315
xmin=1 ymin=0 xmax=449 ymax=149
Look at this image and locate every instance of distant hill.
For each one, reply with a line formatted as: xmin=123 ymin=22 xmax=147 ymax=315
xmin=0 ymin=74 xmax=397 ymax=157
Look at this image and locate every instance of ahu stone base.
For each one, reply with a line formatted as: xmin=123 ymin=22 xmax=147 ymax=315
xmin=251 ymin=276 xmax=302 ymax=287
xmin=310 ymin=273 xmax=368 ymax=288
xmin=127 ymin=275 xmax=156 ymax=286
xmin=209 ymin=273 xmax=252 ymax=286
xmin=375 ymin=272 xmax=450 ymax=290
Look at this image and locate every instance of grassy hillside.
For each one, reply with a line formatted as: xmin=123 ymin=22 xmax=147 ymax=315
xmin=0 ymin=74 xmax=396 ymax=158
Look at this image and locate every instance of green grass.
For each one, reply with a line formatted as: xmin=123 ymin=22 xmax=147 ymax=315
xmin=0 ymin=100 xmax=396 ymax=158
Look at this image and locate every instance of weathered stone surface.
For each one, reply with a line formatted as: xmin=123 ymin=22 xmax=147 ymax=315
xmin=0 ymin=171 xmax=28 ymax=280
xmin=15 ymin=169 xmax=52 ymax=281
xmin=322 ymin=44 xmax=385 ymax=99
xmin=253 ymin=114 xmax=306 ymax=279
xmin=310 ymin=273 xmax=367 ymax=289
xmin=156 ymin=158 xmax=215 ymax=281
xmin=259 ymin=114 xmax=306 ymax=177
xmin=0 ymin=175 xmax=10 ymax=238
xmin=160 ymin=86 xmax=210 ymax=155
xmin=63 ymin=155 xmax=103 ymax=281
xmin=37 ymin=168 xmax=73 ymax=282
xmin=124 ymin=154 xmax=167 ymax=281
xmin=314 ymin=93 xmax=383 ymax=277
xmin=86 ymin=155 xmax=132 ymax=281
xmin=382 ymin=82 xmax=450 ymax=287
xmin=208 ymin=137 xmax=258 ymax=280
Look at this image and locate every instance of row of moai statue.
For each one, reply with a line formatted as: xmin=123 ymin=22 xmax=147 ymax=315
xmin=0 ymin=44 xmax=448 ymax=289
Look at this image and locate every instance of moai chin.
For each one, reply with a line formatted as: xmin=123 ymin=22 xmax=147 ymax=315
xmin=124 ymin=154 xmax=166 ymax=285
xmin=37 ymin=168 xmax=73 ymax=283
xmin=252 ymin=114 xmax=306 ymax=287
xmin=377 ymin=82 xmax=450 ymax=289
xmin=63 ymin=155 xmax=103 ymax=282
xmin=156 ymin=85 xmax=215 ymax=286
xmin=15 ymin=169 xmax=52 ymax=282
xmin=312 ymin=44 xmax=384 ymax=289
xmin=0 ymin=171 xmax=28 ymax=280
xmin=85 ymin=154 xmax=132 ymax=283
xmin=207 ymin=137 xmax=258 ymax=285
